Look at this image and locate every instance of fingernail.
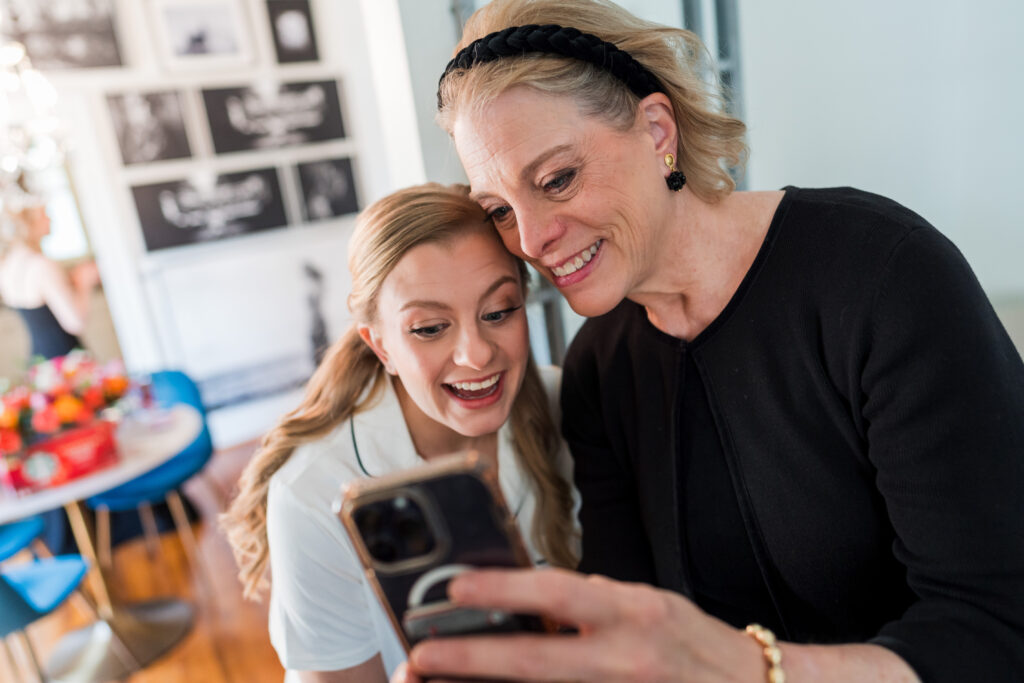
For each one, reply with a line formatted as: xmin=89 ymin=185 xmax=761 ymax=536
xmin=410 ymin=643 xmax=429 ymax=667
xmin=448 ymin=573 xmax=475 ymax=601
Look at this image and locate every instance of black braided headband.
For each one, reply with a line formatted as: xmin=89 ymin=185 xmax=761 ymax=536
xmin=437 ymin=24 xmax=664 ymax=109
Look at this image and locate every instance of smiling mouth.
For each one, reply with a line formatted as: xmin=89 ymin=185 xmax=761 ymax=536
xmin=551 ymin=240 xmax=602 ymax=277
xmin=443 ymin=372 xmax=501 ymax=400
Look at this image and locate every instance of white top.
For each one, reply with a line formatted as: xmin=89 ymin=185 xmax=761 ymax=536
xmin=266 ymin=366 xmax=574 ymax=679
xmin=0 ymin=245 xmax=85 ymax=334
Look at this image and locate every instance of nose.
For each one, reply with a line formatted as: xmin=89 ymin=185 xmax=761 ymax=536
xmin=452 ymin=324 xmax=495 ymax=370
xmin=515 ymin=204 xmax=565 ymax=260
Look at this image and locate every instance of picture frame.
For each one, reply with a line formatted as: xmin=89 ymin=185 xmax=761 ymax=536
xmin=296 ymin=157 xmax=360 ymax=222
xmin=107 ymin=91 xmax=193 ymax=166
xmin=267 ymin=0 xmax=320 ymax=64
xmin=149 ymin=0 xmax=254 ymax=72
xmin=0 ymin=0 xmax=123 ymax=69
xmin=202 ymin=80 xmax=346 ymax=154
xmin=131 ymin=167 xmax=288 ymax=251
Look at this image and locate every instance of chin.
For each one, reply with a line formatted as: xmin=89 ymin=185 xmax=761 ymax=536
xmin=457 ymin=416 xmax=506 ymax=440
xmin=564 ymin=291 xmax=622 ymax=318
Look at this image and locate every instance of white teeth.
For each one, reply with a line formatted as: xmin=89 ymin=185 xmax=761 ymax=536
xmin=552 ymin=240 xmax=601 ymax=277
xmin=451 ymin=373 xmax=500 ymax=391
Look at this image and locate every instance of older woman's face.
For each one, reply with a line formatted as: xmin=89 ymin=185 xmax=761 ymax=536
xmin=453 ymin=86 xmax=669 ymax=318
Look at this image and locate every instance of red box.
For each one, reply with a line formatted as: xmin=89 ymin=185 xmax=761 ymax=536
xmin=1 ymin=421 xmax=119 ymax=492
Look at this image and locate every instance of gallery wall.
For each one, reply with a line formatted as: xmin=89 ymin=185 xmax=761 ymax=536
xmin=5 ymin=0 xmax=426 ymax=446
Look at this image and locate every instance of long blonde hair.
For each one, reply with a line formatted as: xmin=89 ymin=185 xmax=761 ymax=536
xmin=222 ymin=183 xmax=577 ymax=600
xmin=438 ymin=0 xmax=747 ymax=202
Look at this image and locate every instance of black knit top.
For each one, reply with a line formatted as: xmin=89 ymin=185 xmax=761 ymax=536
xmin=562 ymin=186 xmax=1024 ymax=681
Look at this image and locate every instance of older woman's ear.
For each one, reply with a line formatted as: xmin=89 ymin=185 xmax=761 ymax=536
xmin=638 ymin=92 xmax=679 ymax=158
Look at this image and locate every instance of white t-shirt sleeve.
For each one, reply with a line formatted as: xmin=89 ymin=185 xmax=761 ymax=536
xmin=266 ymin=477 xmax=381 ymax=672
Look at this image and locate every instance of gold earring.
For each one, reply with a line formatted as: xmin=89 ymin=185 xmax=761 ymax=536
xmin=665 ymin=153 xmax=686 ymax=192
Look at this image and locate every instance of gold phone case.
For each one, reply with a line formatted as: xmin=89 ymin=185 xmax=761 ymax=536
xmin=338 ymin=450 xmax=538 ymax=651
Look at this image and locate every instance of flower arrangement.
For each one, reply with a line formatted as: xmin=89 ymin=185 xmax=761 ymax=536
xmin=1 ymin=352 xmax=131 ymax=491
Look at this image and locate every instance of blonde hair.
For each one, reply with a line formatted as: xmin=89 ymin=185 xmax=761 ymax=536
xmin=0 ymin=181 xmax=46 ymax=257
xmin=222 ymin=183 xmax=577 ymax=600
xmin=438 ymin=0 xmax=747 ymax=202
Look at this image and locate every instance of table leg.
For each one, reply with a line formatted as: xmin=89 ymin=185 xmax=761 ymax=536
xmin=63 ymin=502 xmax=114 ymax=619
xmin=45 ymin=502 xmax=194 ymax=682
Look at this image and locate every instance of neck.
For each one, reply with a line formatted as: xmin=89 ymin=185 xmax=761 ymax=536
xmin=630 ymin=189 xmax=783 ymax=341
xmin=392 ymin=376 xmax=498 ymax=460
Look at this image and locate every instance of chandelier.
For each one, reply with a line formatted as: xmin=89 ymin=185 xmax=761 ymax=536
xmin=0 ymin=40 xmax=65 ymax=190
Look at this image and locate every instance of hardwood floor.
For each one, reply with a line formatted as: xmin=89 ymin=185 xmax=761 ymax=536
xmin=1 ymin=441 xmax=285 ymax=683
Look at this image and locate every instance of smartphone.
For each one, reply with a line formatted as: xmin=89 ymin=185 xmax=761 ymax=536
xmin=337 ymin=451 xmax=550 ymax=651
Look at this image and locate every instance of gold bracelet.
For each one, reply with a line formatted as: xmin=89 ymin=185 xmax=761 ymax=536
xmin=745 ymin=623 xmax=786 ymax=683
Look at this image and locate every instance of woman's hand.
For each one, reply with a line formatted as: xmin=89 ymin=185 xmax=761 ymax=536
xmin=390 ymin=568 xmax=922 ymax=683
xmin=392 ymin=567 xmax=764 ymax=682
xmin=69 ymin=261 xmax=100 ymax=292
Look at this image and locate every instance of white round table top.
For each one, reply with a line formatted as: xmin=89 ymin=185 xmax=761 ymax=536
xmin=0 ymin=404 xmax=203 ymax=524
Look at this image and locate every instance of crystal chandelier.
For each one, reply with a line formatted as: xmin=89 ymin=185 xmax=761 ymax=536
xmin=0 ymin=40 xmax=65 ymax=189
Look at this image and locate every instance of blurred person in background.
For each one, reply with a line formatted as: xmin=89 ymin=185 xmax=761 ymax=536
xmin=0 ymin=182 xmax=99 ymax=360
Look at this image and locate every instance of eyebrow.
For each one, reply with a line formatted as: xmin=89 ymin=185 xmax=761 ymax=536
xmin=399 ymin=275 xmax=520 ymax=313
xmin=470 ymin=144 xmax=574 ymax=202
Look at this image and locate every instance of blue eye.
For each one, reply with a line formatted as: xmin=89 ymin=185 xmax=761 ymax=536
xmin=489 ymin=206 xmax=512 ymax=223
xmin=544 ymin=170 xmax=576 ymax=192
xmin=482 ymin=305 xmax=522 ymax=323
xmin=410 ymin=323 xmax=447 ymax=338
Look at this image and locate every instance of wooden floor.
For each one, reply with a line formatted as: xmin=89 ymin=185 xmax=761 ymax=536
xmin=1 ymin=441 xmax=285 ymax=683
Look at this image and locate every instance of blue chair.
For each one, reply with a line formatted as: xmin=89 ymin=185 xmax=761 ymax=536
xmin=85 ymin=370 xmax=214 ymax=590
xmin=0 ymin=516 xmax=45 ymax=563
xmin=1 ymin=555 xmax=89 ymax=681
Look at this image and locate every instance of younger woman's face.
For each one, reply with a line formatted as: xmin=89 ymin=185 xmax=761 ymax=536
xmin=361 ymin=227 xmax=530 ymax=445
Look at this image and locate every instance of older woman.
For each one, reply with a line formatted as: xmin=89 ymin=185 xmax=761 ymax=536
xmin=395 ymin=1 xmax=1024 ymax=682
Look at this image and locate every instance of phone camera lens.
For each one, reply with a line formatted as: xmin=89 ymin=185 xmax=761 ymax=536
xmin=356 ymin=495 xmax=436 ymax=564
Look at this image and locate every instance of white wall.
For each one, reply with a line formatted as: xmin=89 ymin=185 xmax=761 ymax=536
xmin=397 ymin=0 xmax=468 ymax=186
xmin=40 ymin=0 xmax=425 ymax=447
xmin=738 ymin=0 xmax=1024 ymax=298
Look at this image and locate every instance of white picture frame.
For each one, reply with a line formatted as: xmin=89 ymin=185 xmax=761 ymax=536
xmin=150 ymin=0 xmax=254 ymax=72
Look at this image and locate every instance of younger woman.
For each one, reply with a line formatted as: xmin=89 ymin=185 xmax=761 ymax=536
xmin=222 ymin=183 xmax=577 ymax=682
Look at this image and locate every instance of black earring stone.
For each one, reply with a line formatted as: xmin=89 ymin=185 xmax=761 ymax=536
xmin=666 ymin=170 xmax=686 ymax=192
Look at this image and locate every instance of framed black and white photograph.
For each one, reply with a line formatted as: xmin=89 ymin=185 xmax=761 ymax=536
xmin=0 ymin=0 xmax=123 ymax=69
xmin=297 ymin=157 xmax=359 ymax=222
xmin=267 ymin=0 xmax=319 ymax=64
xmin=150 ymin=0 xmax=253 ymax=71
xmin=131 ymin=167 xmax=288 ymax=251
xmin=107 ymin=91 xmax=192 ymax=165
xmin=202 ymin=80 xmax=346 ymax=154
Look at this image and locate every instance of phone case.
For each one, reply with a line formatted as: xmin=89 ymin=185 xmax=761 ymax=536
xmin=338 ymin=451 xmax=546 ymax=650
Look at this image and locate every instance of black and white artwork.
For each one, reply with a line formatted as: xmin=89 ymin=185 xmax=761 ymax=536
xmin=152 ymin=0 xmax=252 ymax=70
xmin=303 ymin=261 xmax=329 ymax=366
xmin=297 ymin=157 xmax=359 ymax=222
xmin=107 ymin=91 xmax=192 ymax=165
xmin=0 ymin=0 xmax=123 ymax=69
xmin=131 ymin=168 xmax=288 ymax=251
xmin=267 ymin=0 xmax=319 ymax=63
xmin=202 ymin=80 xmax=346 ymax=154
